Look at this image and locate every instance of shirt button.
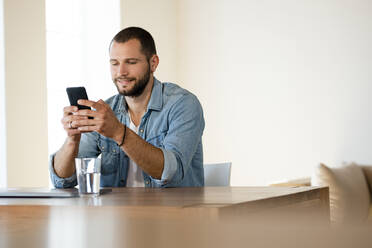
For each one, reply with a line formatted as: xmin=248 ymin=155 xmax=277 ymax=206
xmin=140 ymin=129 xmax=144 ymax=133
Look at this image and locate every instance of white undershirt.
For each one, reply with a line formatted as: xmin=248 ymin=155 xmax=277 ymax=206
xmin=125 ymin=117 xmax=145 ymax=187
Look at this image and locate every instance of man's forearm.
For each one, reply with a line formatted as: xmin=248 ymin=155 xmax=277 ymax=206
xmin=115 ymin=125 xmax=164 ymax=179
xmin=54 ymin=138 xmax=80 ymax=178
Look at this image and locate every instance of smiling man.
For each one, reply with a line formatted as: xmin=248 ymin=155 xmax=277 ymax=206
xmin=50 ymin=27 xmax=205 ymax=188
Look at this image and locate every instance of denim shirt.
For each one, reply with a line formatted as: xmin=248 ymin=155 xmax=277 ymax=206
xmin=49 ymin=78 xmax=205 ymax=188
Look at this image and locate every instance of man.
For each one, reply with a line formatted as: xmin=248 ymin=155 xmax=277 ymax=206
xmin=49 ymin=27 xmax=205 ymax=188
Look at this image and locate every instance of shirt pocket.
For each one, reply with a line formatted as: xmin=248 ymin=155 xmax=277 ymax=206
xmin=146 ymin=130 xmax=167 ymax=148
xmin=97 ymin=136 xmax=120 ymax=175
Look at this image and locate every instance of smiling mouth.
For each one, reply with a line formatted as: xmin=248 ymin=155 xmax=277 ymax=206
xmin=116 ymin=78 xmax=135 ymax=86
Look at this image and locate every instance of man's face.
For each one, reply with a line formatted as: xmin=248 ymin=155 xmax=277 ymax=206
xmin=109 ymin=39 xmax=154 ymax=97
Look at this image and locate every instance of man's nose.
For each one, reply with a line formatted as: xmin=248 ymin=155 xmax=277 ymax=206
xmin=117 ymin=63 xmax=128 ymax=76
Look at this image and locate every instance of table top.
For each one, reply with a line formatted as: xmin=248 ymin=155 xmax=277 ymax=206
xmin=0 ymin=186 xmax=345 ymax=248
xmin=1 ymin=186 xmax=366 ymax=248
xmin=0 ymin=186 xmax=324 ymax=207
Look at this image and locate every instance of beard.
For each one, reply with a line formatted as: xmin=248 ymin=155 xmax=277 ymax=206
xmin=114 ymin=64 xmax=151 ymax=97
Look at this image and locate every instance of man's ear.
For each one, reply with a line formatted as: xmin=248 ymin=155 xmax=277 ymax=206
xmin=149 ymin=54 xmax=159 ymax=73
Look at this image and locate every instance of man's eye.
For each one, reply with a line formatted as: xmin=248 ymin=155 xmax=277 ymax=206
xmin=110 ymin=61 xmax=118 ymax=66
xmin=127 ymin=61 xmax=137 ymax=65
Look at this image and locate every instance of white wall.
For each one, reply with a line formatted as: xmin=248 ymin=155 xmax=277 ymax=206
xmin=177 ymin=0 xmax=372 ymax=185
xmin=0 ymin=0 xmax=6 ymax=187
xmin=4 ymin=0 xmax=49 ymax=187
xmin=46 ymin=0 xmax=120 ymax=156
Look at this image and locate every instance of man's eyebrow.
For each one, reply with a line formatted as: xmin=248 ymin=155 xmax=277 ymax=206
xmin=125 ymin=58 xmax=140 ymax=61
xmin=110 ymin=58 xmax=140 ymax=61
xmin=109 ymin=58 xmax=141 ymax=62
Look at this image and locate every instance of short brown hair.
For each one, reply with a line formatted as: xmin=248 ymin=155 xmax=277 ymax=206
xmin=111 ymin=27 xmax=157 ymax=60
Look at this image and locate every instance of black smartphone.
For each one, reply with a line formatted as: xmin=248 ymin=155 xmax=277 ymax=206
xmin=66 ymin=87 xmax=91 ymax=110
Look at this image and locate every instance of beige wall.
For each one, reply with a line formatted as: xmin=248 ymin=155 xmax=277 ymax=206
xmin=0 ymin=0 xmax=6 ymax=187
xmin=177 ymin=0 xmax=372 ymax=185
xmin=119 ymin=0 xmax=372 ymax=186
xmin=4 ymin=0 xmax=48 ymax=187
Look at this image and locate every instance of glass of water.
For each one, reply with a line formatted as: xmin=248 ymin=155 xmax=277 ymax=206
xmin=75 ymin=157 xmax=101 ymax=197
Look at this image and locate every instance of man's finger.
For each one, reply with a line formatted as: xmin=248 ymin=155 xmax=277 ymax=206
xmin=63 ymin=106 xmax=78 ymax=117
xmin=78 ymin=99 xmax=105 ymax=111
xmin=77 ymin=126 xmax=97 ymax=132
xmin=62 ymin=115 xmax=88 ymax=125
xmin=72 ymin=119 xmax=97 ymax=127
xmin=74 ymin=109 xmax=99 ymax=118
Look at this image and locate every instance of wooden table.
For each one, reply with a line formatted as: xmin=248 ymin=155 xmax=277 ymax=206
xmin=0 ymin=186 xmax=331 ymax=248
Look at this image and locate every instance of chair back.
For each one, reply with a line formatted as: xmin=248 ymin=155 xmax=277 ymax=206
xmin=203 ymin=162 xmax=232 ymax=186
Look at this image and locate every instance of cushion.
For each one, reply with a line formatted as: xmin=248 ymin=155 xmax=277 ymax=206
xmin=360 ymin=165 xmax=372 ymax=197
xmin=311 ymin=163 xmax=370 ymax=223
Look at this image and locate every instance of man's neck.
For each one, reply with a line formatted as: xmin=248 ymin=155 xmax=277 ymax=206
xmin=125 ymin=76 xmax=154 ymax=125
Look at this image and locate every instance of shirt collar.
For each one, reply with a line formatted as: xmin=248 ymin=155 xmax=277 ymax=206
xmin=146 ymin=77 xmax=163 ymax=112
xmin=118 ymin=77 xmax=163 ymax=113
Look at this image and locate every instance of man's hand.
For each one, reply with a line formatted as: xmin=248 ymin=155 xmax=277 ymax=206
xmin=55 ymin=105 xmax=90 ymax=178
xmin=61 ymin=106 xmax=88 ymax=143
xmin=71 ymin=99 xmax=124 ymax=143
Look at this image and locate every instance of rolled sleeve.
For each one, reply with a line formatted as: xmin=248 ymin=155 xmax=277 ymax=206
xmin=160 ymin=148 xmax=178 ymax=181
xmin=49 ymin=132 xmax=100 ymax=189
xmin=49 ymin=153 xmax=77 ymax=188
xmin=151 ymin=94 xmax=204 ymax=187
xmin=150 ymin=149 xmax=180 ymax=187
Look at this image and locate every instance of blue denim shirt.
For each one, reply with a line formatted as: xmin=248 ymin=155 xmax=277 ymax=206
xmin=49 ymin=78 xmax=205 ymax=188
